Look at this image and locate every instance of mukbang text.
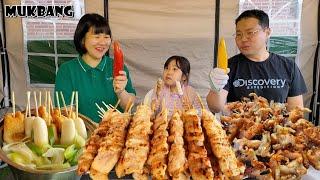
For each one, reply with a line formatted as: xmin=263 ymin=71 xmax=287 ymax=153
xmin=5 ymin=5 xmax=74 ymax=18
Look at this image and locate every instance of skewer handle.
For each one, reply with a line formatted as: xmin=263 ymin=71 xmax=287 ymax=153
xmin=56 ymin=91 xmax=61 ymax=117
xmin=60 ymin=91 xmax=68 ymax=116
xmin=69 ymin=91 xmax=75 ymax=118
xmin=27 ymin=91 xmax=31 ymax=117
xmin=34 ymin=91 xmax=39 ymax=117
xmin=76 ymin=91 xmax=78 ymax=119
xmin=39 ymin=91 xmax=42 ymax=106
xmin=25 ymin=95 xmax=29 ymax=118
xmin=12 ymin=91 xmax=15 ymax=117
xmin=48 ymin=92 xmax=52 ymax=125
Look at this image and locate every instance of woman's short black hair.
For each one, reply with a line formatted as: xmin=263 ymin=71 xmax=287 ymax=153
xmin=236 ymin=9 xmax=269 ymax=29
xmin=164 ymin=55 xmax=191 ymax=83
xmin=74 ymin=13 xmax=112 ymax=54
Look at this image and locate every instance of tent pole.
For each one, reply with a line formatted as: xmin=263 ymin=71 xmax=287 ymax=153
xmin=104 ymin=0 xmax=109 ymax=23
xmin=309 ymin=0 xmax=320 ymax=125
xmin=0 ymin=0 xmax=11 ymax=108
xmin=104 ymin=0 xmax=109 ymax=56
xmin=314 ymin=44 xmax=320 ymax=125
xmin=213 ymin=0 xmax=220 ymax=67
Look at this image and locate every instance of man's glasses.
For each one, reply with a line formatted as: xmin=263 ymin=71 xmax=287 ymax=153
xmin=233 ymin=28 xmax=263 ymax=40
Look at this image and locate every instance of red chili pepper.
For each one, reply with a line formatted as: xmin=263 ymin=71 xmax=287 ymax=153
xmin=113 ymin=41 xmax=124 ymax=77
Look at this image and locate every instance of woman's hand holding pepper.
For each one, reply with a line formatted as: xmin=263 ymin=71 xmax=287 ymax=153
xmin=113 ymin=71 xmax=127 ymax=95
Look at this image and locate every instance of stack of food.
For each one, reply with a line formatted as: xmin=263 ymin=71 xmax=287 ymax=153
xmin=77 ymin=105 xmax=120 ymax=176
xmin=146 ymin=101 xmax=170 ymax=179
xmin=77 ymin=96 xmax=244 ymax=180
xmin=115 ymin=103 xmax=152 ymax=179
xmin=202 ymin=108 xmax=244 ymax=178
xmin=221 ymin=93 xmax=320 ymax=179
xmin=182 ymin=108 xmax=215 ymax=179
xmin=90 ymin=109 xmax=131 ymax=179
xmin=1 ymin=91 xmax=88 ymax=171
xmin=77 ymin=101 xmax=152 ymax=179
xmin=167 ymin=110 xmax=189 ymax=179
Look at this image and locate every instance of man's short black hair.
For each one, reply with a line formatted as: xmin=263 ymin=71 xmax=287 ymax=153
xmin=74 ymin=13 xmax=112 ymax=55
xmin=236 ymin=9 xmax=269 ymax=28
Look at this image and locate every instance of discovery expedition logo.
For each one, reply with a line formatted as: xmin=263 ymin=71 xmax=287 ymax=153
xmin=5 ymin=5 xmax=74 ymax=18
xmin=233 ymin=78 xmax=286 ymax=90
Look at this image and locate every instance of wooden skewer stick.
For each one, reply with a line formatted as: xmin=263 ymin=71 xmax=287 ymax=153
xmin=128 ymin=103 xmax=134 ymax=114
xmin=48 ymin=92 xmax=51 ymax=126
xmin=108 ymin=104 xmax=115 ymax=109
xmin=49 ymin=92 xmax=54 ymax=114
xmin=34 ymin=91 xmax=39 ymax=117
xmin=44 ymin=91 xmax=47 ymax=108
xmin=69 ymin=91 xmax=75 ymax=118
xmin=60 ymin=91 xmax=68 ymax=117
xmin=44 ymin=91 xmax=47 ymax=114
xmin=95 ymin=103 xmax=105 ymax=115
xmin=102 ymin=101 xmax=111 ymax=111
xmin=114 ymin=99 xmax=121 ymax=109
xmin=45 ymin=90 xmax=48 ymax=110
xmin=125 ymin=97 xmax=133 ymax=113
xmin=99 ymin=104 xmax=106 ymax=113
xmin=97 ymin=110 xmax=104 ymax=117
xmin=196 ymin=93 xmax=205 ymax=109
xmin=105 ymin=104 xmax=113 ymax=111
xmin=27 ymin=91 xmax=31 ymax=117
xmin=107 ymin=105 xmax=114 ymax=111
xmin=39 ymin=91 xmax=42 ymax=107
xmin=25 ymin=93 xmax=29 ymax=118
xmin=50 ymin=92 xmax=54 ymax=125
xmin=76 ymin=91 xmax=78 ymax=119
xmin=12 ymin=91 xmax=15 ymax=117
xmin=55 ymin=92 xmax=61 ymax=117
xmin=28 ymin=103 xmax=31 ymax=118
xmin=108 ymin=104 xmax=120 ymax=113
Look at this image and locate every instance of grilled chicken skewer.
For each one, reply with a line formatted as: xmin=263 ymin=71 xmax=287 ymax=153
xmin=202 ymin=108 xmax=244 ymax=178
xmin=168 ymin=110 xmax=189 ymax=180
xmin=77 ymin=108 xmax=119 ymax=175
xmin=147 ymin=104 xmax=169 ymax=179
xmin=182 ymin=109 xmax=214 ymax=179
xmin=89 ymin=111 xmax=131 ymax=179
xmin=115 ymin=104 xmax=152 ymax=178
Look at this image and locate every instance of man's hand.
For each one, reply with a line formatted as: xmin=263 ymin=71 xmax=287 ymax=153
xmin=208 ymin=68 xmax=229 ymax=92
xmin=113 ymin=71 xmax=127 ymax=95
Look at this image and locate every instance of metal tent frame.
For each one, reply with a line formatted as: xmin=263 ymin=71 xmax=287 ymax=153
xmin=0 ymin=0 xmax=11 ymax=109
xmin=309 ymin=1 xmax=320 ymax=126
